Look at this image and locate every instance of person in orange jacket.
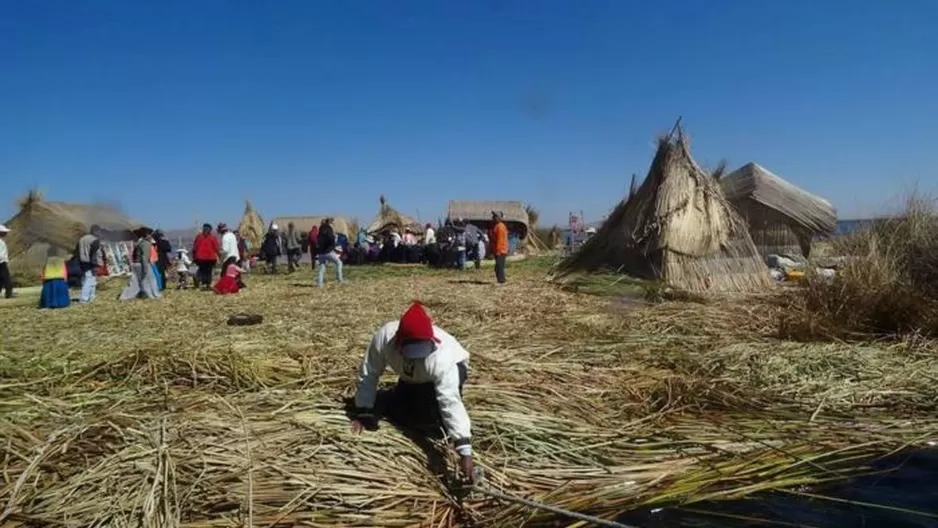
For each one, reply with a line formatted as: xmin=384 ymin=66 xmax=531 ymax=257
xmin=489 ymin=211 xmax=509 ymax=284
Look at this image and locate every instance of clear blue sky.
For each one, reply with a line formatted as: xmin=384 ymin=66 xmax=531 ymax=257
xmin=2 ymin=0 xmax=936 ymax=228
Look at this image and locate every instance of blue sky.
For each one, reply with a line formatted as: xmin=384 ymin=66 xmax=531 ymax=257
xmin=2 ymin=0 xmax=936 ymax=228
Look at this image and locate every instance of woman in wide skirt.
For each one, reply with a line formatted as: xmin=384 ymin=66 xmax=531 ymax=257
xmin=38 ymin=255 xmax=70 ymax=309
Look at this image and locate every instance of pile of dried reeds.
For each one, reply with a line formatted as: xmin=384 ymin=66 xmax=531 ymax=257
xmin=2 ymin=261 xmax=936 ymax=526
xmin=554 ymin=123 xmax=770 ymax=293
xmin=781 ymin=194 xmax=938 ymax=339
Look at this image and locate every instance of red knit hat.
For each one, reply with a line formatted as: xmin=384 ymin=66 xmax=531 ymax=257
xmin=395 ymin=302 xmax=440 ymax=358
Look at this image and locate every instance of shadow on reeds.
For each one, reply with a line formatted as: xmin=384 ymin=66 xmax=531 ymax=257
xmin=342 ymin=390 xmax=451 ymax=480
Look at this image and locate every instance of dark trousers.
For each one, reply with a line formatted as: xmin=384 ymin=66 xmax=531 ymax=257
xmin=394 ymin=361 xmax=468 ymax=425
xmin=195 ymin=260 xmax=214 ymax=288
xmin=494 ymin=255 xmax=507 ymax=283
xmin=156 ymin=262 xmax=168 ymax=289
xmin=287 ymin=249 xmax=301 ymax=272
xmin=0 ymin=262 xmax=12 ymax=298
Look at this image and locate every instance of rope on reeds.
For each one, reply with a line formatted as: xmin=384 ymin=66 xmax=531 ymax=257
xmin=469 ymin=468 xmax=639 ymax=528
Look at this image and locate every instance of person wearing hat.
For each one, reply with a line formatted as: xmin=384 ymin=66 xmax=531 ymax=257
xmin=351 ymin=302 xmax=474 ymax=483
xmin=175 ymin=248 xmax=193 ymax=289
xmin=217 ymin=223 xmax=240 ymax=266
xmin=0 ymin=224 xmax=12 ymax=299
xmin=490 ymin=211 xmax=509 ymax=284
xmin=192 ymin=223 xmax=220 ymax=289
xmin=262 ymin=223 xmax=282 ymax=274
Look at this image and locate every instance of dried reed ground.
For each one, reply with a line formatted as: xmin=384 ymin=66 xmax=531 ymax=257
xmin=1 ymin=259 xmax=937 ymax=527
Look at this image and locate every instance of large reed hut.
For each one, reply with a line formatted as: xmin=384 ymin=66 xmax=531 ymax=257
xmin=366 ymin=195 xmax=422 ymax=236
xmin=554 ymin=126 xmax=771 ymax=293
xmin=237 ymin=200 xmax=265 ymax=253
xmin=271 ymin=215 xmax=351 ymax=238
xmin=447 ymin=200 xmax=530 ymax=254
xmin=3 ymin=191 xmax=140 ymax=266
xmin=720 ymin=162 xmax=837 ymax=258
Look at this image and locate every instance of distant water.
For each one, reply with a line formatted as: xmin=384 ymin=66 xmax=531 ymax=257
xmin=620 ymin=449 xmax=938 ymax=528
xmin=836 ymin=219 xmax=875 ymax=235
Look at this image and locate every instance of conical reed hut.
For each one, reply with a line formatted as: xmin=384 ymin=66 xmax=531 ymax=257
xmin=3 ymin=190 xmax=140 ymax=266
xmin=236 ymin=200 xmax=266 ymax=253
xmin=366 ymin=195 xmax=422 ymax=235
xmin=554 ymin=125 xmax=771 ymax=293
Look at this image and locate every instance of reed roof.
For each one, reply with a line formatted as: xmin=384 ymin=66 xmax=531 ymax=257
xmin=721 ymin=162 xmax=837 ymax=235
xmin=555 ymin=125 xmax=771 ymax=293
xmin=3 ymin=190 xmax=140 ymax=260
xmin=271 ymin=215 xmax=350 ymax=237
xmin=366 ymin=195 xmax=422 ymax=235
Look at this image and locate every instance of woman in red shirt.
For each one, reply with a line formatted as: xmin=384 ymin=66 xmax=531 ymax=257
xmin=191 ymin=223 xmax=220 ymax=290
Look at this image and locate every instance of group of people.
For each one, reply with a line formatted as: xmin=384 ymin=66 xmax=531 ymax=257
xmin=260 ymin=218 xmax=344 ymax=286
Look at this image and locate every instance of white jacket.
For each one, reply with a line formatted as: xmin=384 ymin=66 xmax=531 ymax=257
xmin=221 ymin=232 xmax=240 ymax=262
xmin=355 ymin=322 xmax=471 ymax=452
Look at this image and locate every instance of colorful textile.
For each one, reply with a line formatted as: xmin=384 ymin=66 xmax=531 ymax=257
xmin=41 ymin=257 xmax=67 ymax=281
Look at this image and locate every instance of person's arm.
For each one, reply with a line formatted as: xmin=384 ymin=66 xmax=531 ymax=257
xmin=435 ymin=364 xmax=474 ymax=480
xmin=353 ymin=332 xmax=388 ymax=418
xmin=435 ymin=365 xmax=471 ymax=454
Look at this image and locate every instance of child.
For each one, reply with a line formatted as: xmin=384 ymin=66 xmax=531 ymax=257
xmin=213 ymin=257 xmax=245 ymax=295
xmin=176 ymin=248 xmax=193 ymax=290
xmin=39 ymin=250 xmax=70 ymax=309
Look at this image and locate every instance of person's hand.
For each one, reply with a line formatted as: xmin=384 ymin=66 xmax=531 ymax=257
xmin=350 ymin=419 xmax=365 ymax=435
xmin=459 ymin=455 xmax=474 ymax=484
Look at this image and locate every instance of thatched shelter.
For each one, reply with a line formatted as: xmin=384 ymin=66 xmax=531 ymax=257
xmin=447 ymin=200 xmax=530 ymax=239
xmin=272 ymin=215 xmax=351 ymax=238
xmin=554 ymin=126 xmax=771 ymax=293
xmin=366 ymin=195 xmax=422 ymax=235
xmin=720 ymin=162 xmax=837 ymax=258
xmin=3 ymin=191 xmax=140 ymax=266
xmin=236 ymin=200 xmax=265 ymax=252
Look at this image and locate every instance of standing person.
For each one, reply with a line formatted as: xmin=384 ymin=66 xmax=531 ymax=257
xmin=307 ymin=223 xmax=320 ymax=271
xmin=235 ymin=231 xmax=249 ymax=271
xmin=463 ymin=222 xmax=483 ymax=269
xmin=192 ymin=223 xmax=220 ymax=290
xmin=76 ymin=225 xmax=102 ymax=303
xmin=490 ymin=211 xmax=509 ymax=284
xmin=38 ymin=248 xmax=70 ymax=309
xmin=0 ymin=224 xmax=13 ymax=299
xmin=423 ymin=223 xmax=436 ymax=245
xmin=316 ymin=218 xmax=344 ymax=287
xmin=120 ymin=227 xmax=162 ymax=300
xmin=284 ymin=222 xmax=302 ymax=273
xmin=476 ymin=233 xmax=487 ymax=269
xmin=175 ymin=249 xmax=193 ymax=289
xmin=152 ymin=230 xmax=173 ymax=289
xmin=262 ymin=224 xmax=282 ymax=274
xmin=350 ymin=301 xmax=474 ymax=483
xmin=453 ymin=222 xmax=468 ymax=271
xmin=218 ymin=223 xmax=240 ymax=268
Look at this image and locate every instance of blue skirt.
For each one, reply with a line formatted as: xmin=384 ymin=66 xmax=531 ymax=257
xmin=152 ymin=263 xmax=163 ymax=291
xmin=39 ymin=279 xmax=71 ymax=309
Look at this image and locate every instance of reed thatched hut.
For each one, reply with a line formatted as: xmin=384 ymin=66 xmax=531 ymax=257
xmin=447 ymin=200 xmax=529 ymax=237
xmin=720 ymin=162 xmax=837 ymax=258
xmin=366 ymin=195 xmax=422 ymax=236
xmin=271 ymin=216 xmax=351 ymax=238
xmin=237 ymin=200 xmax=265 ymax=252
xmin=3 ymin=191 xmax=140 ymax=266
xmin=554 ymin=126 xmax=771 ymax=293
xmin=447 ymin=200 xmax=530 ymax=254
